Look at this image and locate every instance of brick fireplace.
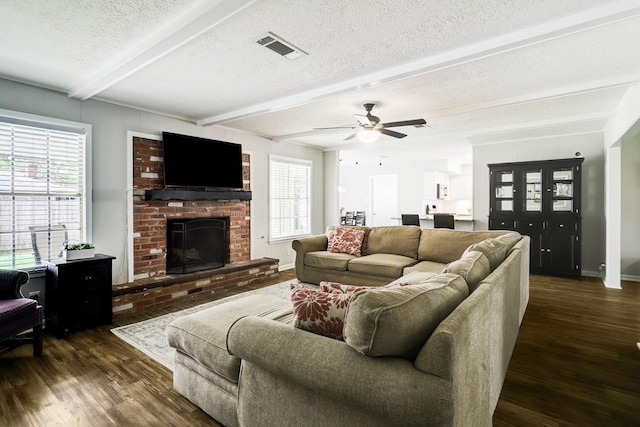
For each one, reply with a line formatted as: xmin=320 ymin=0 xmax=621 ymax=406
xmin=132 ymin=199 xmax=250 ymax=279
xmin=111 ymin=136 xmax=279 ymax=318
xmin=166 ymin=217 xmax=228 ymax=274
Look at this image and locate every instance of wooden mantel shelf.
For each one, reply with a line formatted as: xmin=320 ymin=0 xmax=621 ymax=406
xmin=145 ymin=189 xmax=252 ymax=201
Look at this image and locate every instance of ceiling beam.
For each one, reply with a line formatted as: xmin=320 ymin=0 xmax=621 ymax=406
xmin=198 ymin=0 xmax=640 ymax=126
xmin=271 ymin=73 xmax=640 ymax=142
xmin=466 ymin=114 xmax=612 ymax=144
xmin=424 ymin=73 xmax=640 ymax=119
xmin=68 ymin=0 xmax=257 ymax=100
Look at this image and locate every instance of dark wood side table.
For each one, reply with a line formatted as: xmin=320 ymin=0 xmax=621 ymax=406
xmin=45 ymin=254 xmax=116 ymax=337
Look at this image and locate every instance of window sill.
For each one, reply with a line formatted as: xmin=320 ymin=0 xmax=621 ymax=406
xmin=24 ymin=266 xmax=46 ymax=279
xmin=269 ymin=234 xmax=311 ymax=245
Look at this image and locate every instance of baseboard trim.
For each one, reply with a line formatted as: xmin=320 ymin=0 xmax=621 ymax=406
xmin=583 ymin=270 xmax=640 ymax=282
xmin=279 ymin=263 xmax=295 ymax=271
xmin=581 ymin=270 xmax=600 ymax=278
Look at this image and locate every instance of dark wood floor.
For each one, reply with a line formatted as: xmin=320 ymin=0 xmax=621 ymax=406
xmin=494 ymin=274 xmax=640 ymax=426
xmin=1 ymin=271 xmax=638 ymax=426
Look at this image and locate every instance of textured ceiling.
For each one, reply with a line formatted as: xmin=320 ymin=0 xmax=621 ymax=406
xmin=1 ymin=0 xmax=639 ymax=164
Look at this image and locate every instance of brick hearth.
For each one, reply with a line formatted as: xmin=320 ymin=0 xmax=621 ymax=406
xmin=113 ymin=136 xmax=279 ymax=318
xmin=112 ymin=258 xmax=279 ymax=318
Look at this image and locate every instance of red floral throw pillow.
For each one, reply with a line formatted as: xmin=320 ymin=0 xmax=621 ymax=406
xmin=290 ymin=284 xmax=354 ymax=340
xmin=327 ymin=227 xmax=365 ymax=256
xmin=320 ymin=281 xmax=410 ymax=294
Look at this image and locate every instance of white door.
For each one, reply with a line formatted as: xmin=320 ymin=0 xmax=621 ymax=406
xmin=369 ymin=175 xmax=398 ymax=226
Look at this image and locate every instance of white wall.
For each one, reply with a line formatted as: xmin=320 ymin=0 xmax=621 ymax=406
xmin=323 ymin=151 xmax=340 ymax=231
xmin=621 ymin=124 xmax=640 ymax=279
xmin=338 ymin=152 xmax=459 ymax=224
xmin=473 ymin=134 xmax=605 ymax=276
xmin=604 ymin=83 xmax=640 ymax=286
xmin=0 ymin=78 xmax=324 ymax=283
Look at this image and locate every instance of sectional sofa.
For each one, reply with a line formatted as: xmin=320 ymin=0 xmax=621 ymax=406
xmin=293 ymin=225 xmax=526 ymax=289
xmin=167 ymin=226 xmax=530 ymax=426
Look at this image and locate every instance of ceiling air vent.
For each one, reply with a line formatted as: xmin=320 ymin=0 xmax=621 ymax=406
xmin=256 ymin=32 xmax=307 ymax=60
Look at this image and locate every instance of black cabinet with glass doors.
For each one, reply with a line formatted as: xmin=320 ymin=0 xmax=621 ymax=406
xmin=488 ymin=158 xmax=583 ymax=279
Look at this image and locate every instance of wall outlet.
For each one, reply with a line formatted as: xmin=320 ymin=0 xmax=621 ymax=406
xmin=598 ymin=263 xmax=605 ymax=271
xmin=29 ymin=290 xmax=40 ymax=302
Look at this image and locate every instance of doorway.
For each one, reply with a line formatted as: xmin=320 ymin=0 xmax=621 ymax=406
xmin=369 ymin=174 xmax=398 ymax=226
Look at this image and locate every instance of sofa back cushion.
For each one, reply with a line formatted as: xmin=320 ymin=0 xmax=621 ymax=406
xmin=417 ymin=229 xmax=516 ymax=263
xmin=442 ymin=250 xmax=491 ymax=292
xmin=366 ymin=226 xmax=421 ymax=258
xmin=493 ymin=231 xmax=522 ymax=254
xmin=343 ymin=273 xmax=468 ymax=359
xmin=463 ymin=238 xmax=508 ymax=271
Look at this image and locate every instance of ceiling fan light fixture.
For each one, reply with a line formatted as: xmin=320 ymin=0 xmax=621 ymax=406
xmin=357 ymin=129 xmax=381 ymax=143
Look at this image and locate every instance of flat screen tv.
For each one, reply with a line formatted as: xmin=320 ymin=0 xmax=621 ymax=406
xmin=162 ymin=132 xmax=244 ymax=189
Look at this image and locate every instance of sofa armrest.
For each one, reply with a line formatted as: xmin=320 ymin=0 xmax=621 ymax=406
xmin=0 ymin=269 xmax=29 ymax=299
xmin=227 ymin=316 xmax=452 ymax=424
xmin=292 ymin=234 xmax=328 ymax=254
xmin=291 ymin=234 xmax=328 ymax=282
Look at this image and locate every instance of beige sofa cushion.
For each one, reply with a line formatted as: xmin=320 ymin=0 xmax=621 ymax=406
xmin=494 ymin=231 xmax=522 ymax=253
xmin=418 ymin=229 xmax=500 ymax=263
xmin=343 ymin=273 xmax=468 ymax=359
xmin=442 ymin=250 xmax=491 ymax=292
xmin=387 ymin=270 xmax=438 ymax=285
xmin=347 ymin=253 xmax=418 ymax=278
xmin=366 ymin=226 xmax=421 ymax=258
xmin=167 ymin=294 xmax=292 ymax=383
xmin=304 ymin=251 xmax=354 ymax=271
xmin=464 ymin=238 xmax=508 ymax=271
xmin=403 ymin=260 xmax=447 ymax=275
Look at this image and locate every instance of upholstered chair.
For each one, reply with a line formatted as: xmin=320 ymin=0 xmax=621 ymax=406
xmin=0 ymin=269 xmax=43 ymax=356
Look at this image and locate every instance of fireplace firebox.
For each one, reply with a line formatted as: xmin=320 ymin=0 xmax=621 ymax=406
xmin=166 ymin=218 xmax=228 ymax=274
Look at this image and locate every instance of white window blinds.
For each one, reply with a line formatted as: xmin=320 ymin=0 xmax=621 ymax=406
xmin=269 ymin=156 xmax=311 ymax=241
xmin=0 ymin=119 xmax=86 ymax=269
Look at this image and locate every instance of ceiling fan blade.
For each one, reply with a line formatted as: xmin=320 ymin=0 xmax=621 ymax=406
xmin=380 ymin=128 xmax=406 ymax=139
xmin=380 ymin=119 xmax=426 ymax=128
xmin=344 ymin=133 xmax=358 ymax=140
xmin=313 ymin=126 xmax=359 ymax=130
xmin=354 ymin=114 xmax=373 ymax=126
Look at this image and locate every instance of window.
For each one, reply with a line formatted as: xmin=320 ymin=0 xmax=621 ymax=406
xmin=269 ymin=155 xmax=311 ymax=241
xmin=0 ymin=111 xmax=89 ymax=270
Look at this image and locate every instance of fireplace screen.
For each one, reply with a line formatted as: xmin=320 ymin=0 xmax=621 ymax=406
xmin=166 ymin=218 xmax=227 ymax=274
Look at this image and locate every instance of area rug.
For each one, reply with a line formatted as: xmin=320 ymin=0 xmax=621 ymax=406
xmin=111 ymin=278 xmax=299 ymax=370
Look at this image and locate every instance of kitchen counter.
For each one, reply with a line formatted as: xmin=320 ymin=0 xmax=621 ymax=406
xmin=392 ymin=214 xmax=474 ymax=222
xmin=422 ymin=214 xmax=473 ymax=222
xmin=392 ymin=214 xmax=475 ymax=230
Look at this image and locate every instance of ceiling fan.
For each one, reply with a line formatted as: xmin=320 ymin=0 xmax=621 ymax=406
xmin=315 ymin=103 xmax=427 ymax=142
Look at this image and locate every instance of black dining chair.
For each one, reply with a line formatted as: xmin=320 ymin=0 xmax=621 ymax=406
xmin=433 ymin=214 xmax=455 ymax=229
xmin=401 ymin=214 xmax=421 ymax=226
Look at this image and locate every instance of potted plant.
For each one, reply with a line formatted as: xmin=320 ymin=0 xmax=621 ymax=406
xmin=63 ymin=242 xmax=95 ymax=261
